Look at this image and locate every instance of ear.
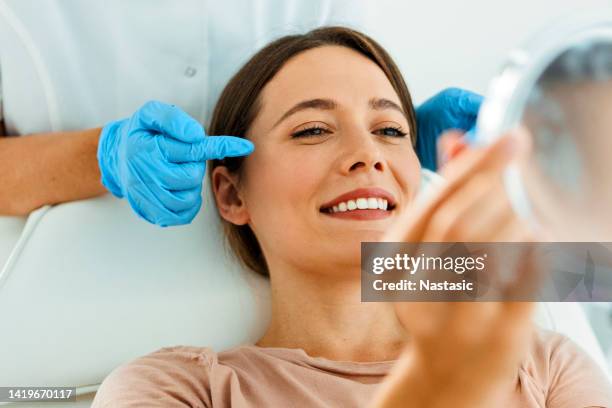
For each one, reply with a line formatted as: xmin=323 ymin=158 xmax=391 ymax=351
xmin=211 ymin=166 xmax=250 ymax=225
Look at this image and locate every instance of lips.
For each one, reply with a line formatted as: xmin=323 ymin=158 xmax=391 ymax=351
xmin=319 ymin=187 xmax=397 ymax=213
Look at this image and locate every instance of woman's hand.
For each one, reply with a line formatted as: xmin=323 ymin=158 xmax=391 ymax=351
xmin=373 ymin=300 xmax=534 ymax=408
xmin=371 ymin=129 xmax=537 ymax=408
xmin=390 ymin=129 xmax=533 ymax=243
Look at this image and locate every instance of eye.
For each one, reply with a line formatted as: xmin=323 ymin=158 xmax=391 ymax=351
xmin=374 ymin=126 xmax=407 ymax=137
xmin=291 ymin=124 xmax=332 ymax=138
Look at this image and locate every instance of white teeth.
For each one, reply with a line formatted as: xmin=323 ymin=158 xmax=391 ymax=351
xmin=327 ymin=197 xmax=393 ymax=213
xmin=356 ymin=198 xmax=368 ymax=209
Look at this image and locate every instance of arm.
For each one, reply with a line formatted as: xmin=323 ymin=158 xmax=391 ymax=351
xmin=371 ymin=130 xmax=536 ymax=407
xmin=0 ymin=101 xmax=253 ymax=224
xmin=0 ymin=128 xmax=106 ymax=215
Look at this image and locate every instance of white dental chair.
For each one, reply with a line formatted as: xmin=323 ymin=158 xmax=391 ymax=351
xmin=0 ymin=170 xmax=608 ymax=407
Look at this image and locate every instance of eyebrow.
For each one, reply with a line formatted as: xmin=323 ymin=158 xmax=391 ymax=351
xmin=369 ymin=98 xmax=404 ymax=114
xmin=271 ymin=97 xmax=405 ymax=129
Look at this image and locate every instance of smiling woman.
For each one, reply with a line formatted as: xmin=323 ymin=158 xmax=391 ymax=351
xmin=208 ymin=26 xmax=419 ymax=277
xmin=92 ymin=26 xmax=612 ymax=408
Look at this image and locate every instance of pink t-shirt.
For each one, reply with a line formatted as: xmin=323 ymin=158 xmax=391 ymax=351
xmin=92 ymin=330 xmax=612 ymax=407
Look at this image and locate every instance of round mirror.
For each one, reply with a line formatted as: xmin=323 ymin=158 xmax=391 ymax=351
xmin=476 ymin=14 xmax=612 ymax=240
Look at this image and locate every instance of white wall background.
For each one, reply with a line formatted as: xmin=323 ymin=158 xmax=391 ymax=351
xmin=362 ymin=0 xmax=612 ymax=103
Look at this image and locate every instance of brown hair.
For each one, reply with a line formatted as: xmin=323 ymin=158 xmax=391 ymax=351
xmin=207 ymin=26 xmax=417 ymax=277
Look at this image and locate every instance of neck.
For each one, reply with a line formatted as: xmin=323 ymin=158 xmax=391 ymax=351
xmin=256 ymin=260 xmax=409 ymax=362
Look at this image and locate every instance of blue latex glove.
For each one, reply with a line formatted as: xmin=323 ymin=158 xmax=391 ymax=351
xmin=415 ymin=88 xmax=483 ymax=171
xmin=97 ymin=101 xmax=254 ymax=227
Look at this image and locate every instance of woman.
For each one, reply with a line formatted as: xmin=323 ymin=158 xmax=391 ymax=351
xmin=92 ymin=27 xmax=612 ymax=407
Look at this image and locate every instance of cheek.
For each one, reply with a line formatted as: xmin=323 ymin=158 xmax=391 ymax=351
xmin=387 ymin=146 xmax=422 ymax=199
xmin=246 ymin=145 xmax=322 ymax=200
xmin=241 ymin=146 xmax=324 ymax=240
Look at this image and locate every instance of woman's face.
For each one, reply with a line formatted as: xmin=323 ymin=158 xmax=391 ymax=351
xmin=215 ymin=45 xmax=421 ymax=276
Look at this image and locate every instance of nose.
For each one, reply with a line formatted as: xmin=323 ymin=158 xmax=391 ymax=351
xmin=340 ymin=129 xmax=385 ymax=175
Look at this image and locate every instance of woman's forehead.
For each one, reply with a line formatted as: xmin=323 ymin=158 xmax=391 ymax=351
xmin=255 ymin=46 xmax=402 ymax=123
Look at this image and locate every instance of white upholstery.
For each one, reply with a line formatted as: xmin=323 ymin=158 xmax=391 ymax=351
xmin=0 ymin=190 xmax=271 ymax=394
xmin=0 ymin=170 xmax=608 ymax=408
xmin=0 ymin=216 xmax=25 ymax=271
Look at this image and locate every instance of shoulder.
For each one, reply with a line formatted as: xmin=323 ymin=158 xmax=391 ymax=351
xmin=526 ymin=329 xmax=574 ymax=362
xmin=525 ymin=329 xmax=605 ymax=375
xmin=521 ymin=329 xmax=595 ymax=381
xmin=92 ymin=346 xmax=217 ymax=408
xmin=520 ymin=329 xmax=612 ymax=407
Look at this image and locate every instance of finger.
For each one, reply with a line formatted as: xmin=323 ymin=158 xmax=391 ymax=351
xmin=385 ymin=134 xmax=517 ymax=242
xmin=421 ymin=173 xmax=500 ymax=241
xmin=439 ymin=133 xmax=516 ymax=182
xmin=158 ymin=135 xmax=253 ymax=162
xmin=491 ymin=216 xmax=533 ymax=243
xmin=151 ymin=184 xmax=203 ymax=213
xmin=125 ymin=186 xmax=178 ymax=227
xmin=156 ymin=137 xmax=197 ymax=163
xmin=172 ymin=200 xmax=203 ymax=225
xmin=155 ymin=203 xmax=202 ymax=227
xmin=199 ymin=136 xmax=254 ymax=160
xmin=137 ymin=101 xmax=205 ymax=143
xmin=127 ymin=185 xmax=202 ymax=227
xmin=440 ymin=183 xmax=515 ymax=242
xmin=156 ymin=162 xmax=206 ymax=190
xmin=437 ymin=130 xmax=469 ymax=167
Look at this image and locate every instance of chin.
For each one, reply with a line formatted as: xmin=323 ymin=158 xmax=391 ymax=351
xmin=332 ymin=233 xmax=386 ymax=263
xmin=351 ymin=229 xmax=388 ymax=242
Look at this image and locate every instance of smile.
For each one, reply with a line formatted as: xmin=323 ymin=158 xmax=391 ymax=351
xmin=319 ymin=188 xmax=397 ymax=220
xmin=321 ymin=197 xmax=392 ymax=213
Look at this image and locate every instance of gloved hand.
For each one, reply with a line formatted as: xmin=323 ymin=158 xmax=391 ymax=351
xmin=97 ymin=100 xmax=253 ymax=227
xmin=415 ymin=88 xmax=483 ymax=171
